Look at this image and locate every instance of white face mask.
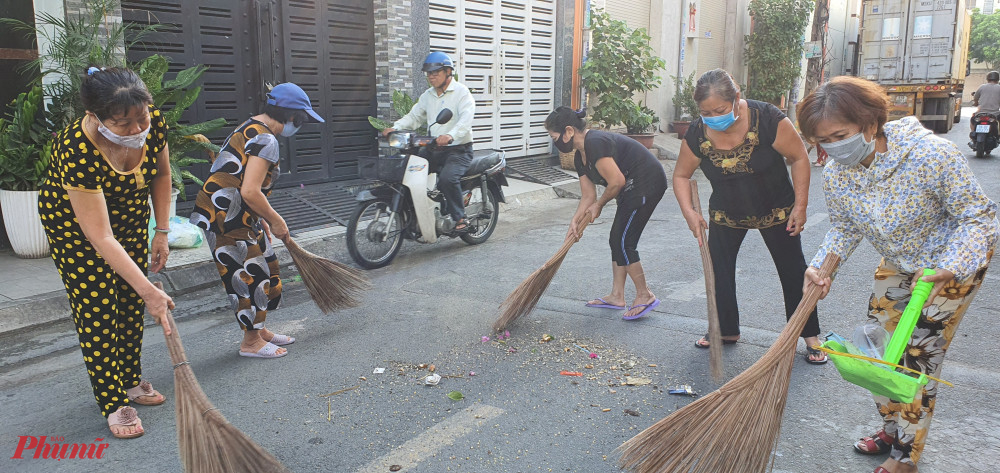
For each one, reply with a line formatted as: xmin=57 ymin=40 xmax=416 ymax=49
xmin=97 ymin=121 xmax=150 ymax=149
xmin=280 ymin=121 xmax=300 ymax=137
xmin=821 ymin=130 xmax=876 ymax=167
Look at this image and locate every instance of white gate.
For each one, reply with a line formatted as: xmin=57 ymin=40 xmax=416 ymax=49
xmin=428 ymin=0 xmax=556 ymax=157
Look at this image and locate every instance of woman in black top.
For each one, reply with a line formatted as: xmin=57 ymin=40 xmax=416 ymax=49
xmin=547 ymin=107 xmax=668 ymax=320
xmin=672 ymin=69 xmax=826 ymax=364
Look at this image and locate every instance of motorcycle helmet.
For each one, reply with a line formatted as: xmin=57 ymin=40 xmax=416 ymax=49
xmin=422 ymin=51 xmax=454 ymax=73
xmin=988 ymin=71 xmax=999 ymax=82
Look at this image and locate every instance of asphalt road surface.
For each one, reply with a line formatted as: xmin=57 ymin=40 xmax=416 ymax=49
xmin=2 ymin=108 xmax=997 ymax=472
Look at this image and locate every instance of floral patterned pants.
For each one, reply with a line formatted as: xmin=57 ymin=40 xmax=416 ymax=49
xmin=866 ymin=258 xmax=989 ymax=464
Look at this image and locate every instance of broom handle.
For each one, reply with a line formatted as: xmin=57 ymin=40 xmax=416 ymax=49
xmin=152 ymin=281 xmax=189 ymax=367
xmin=782 ymin=254 xmax=840 ymax=345
xmin=690 ymin=180 xmax=723 ymax=380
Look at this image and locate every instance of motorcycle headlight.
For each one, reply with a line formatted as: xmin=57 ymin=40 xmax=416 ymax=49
xmin=387 ymin=131 xmax=412 ymax=149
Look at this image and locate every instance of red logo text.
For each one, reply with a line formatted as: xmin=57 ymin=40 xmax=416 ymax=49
xmin=10 ymin=436 xmax=109 ymax=460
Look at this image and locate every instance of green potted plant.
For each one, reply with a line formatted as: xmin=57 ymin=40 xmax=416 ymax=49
xmin=579 ymin=10 xmax=665 ymax=149
xmin=0 ymin=86 xmax=53 ymax=258
xmin=621 ymin=102 xmax=659 ymax=148
xmin=136 ymin=54 xmax=227 ymax=216
xmin=670 ymin=72 xmax=699 ymax=138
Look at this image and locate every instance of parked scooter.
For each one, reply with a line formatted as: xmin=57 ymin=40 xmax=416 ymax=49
xmin=969 ymin=111 xmax=999 ymax=158
xmin=346 ymin=109 xmax=508 ymax=269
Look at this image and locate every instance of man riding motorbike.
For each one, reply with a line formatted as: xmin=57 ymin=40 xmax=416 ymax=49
xmin=971 ymin=70 xmax=1000 ymax=131
xmin=382 ymin=52 xmax=476 ymax=232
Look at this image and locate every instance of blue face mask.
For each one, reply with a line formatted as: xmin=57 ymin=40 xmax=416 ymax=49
xmin=280 ymin=121 xmax=300 ymax=137
xmin=701 ymin=99 xmax=739 ymax=131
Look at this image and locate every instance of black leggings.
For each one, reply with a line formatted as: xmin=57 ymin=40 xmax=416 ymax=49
xmin=609 ymin=192 xmax=664 ymax=266
xmin=707 ymin=221 xmax=820 ymax=338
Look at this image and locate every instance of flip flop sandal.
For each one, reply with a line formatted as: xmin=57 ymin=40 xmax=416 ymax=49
xmin=854 ymin=429 xmax=894 ymax=455
xmin=126 ymin=380 xmax=166 ymax=406
xmin=874 ymin=468 xmax=891 ymax=473
xmin=267 ymin=333 xmax=296 ymax=346
xmin=694 ymin=334 xmax=739 ymax=349
xmin=805 ymin=347 xmax=829 ymax=365
xmin=584 ymin=298 xmax=626 ymax=310
xmin=623 ymin=299 xmax=660 ymax=321
xmin=107 ymin=406 xmax=144 ymax=439
xmin=239 ymin=342 xmax=288 ymax=359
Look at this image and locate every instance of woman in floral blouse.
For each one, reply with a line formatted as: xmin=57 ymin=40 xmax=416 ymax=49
xmin=799 ymin=76 xmax=998 ymax=473
xmin=674 ymin=69 xmax=825 ymax=363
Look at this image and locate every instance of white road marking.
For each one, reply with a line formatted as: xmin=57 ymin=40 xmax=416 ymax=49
xmin=355 ymin=404 xmax=505 ymax=473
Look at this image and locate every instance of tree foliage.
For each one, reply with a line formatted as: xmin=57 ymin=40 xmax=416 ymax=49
xmin=0 ymin=0 xmax=155 ymax=130
xmin=745 ymin=0 xmax=814 ymax=105
xmin=136 ymin=55 xmax=227 ymax=197
xmin=579 ymin=10 xmax=665 ymax=133
xmin=969 ymin=9 xmax=1000 ymax=72
xmin=0 ymin=87 xmax=52 ymax=191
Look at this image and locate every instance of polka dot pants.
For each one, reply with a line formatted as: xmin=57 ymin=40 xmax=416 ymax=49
xmin=49 ymin=239 xmax=147 ymax=418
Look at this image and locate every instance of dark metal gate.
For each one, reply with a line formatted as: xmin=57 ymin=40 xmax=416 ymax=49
xmin=122 ymin=0 xmax=376 ymax=192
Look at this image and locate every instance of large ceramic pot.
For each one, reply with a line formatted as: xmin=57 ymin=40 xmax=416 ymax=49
xmin=672 ymin=121 xmax=691 ymax=139
xmin=625 ymin=133 xmax=655 ymax=150
xmin=0 ymin=189 xmax=50 ymax=258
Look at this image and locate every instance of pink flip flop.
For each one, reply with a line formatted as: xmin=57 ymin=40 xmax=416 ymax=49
xmin=623 ymin=299 xmax=660 ymax=320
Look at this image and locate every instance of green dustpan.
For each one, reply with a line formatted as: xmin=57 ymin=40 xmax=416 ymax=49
xmin=822 ymin=269 xmax=934 ymax=403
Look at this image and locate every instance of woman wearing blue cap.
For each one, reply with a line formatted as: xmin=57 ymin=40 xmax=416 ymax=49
xmin=191 ymin=82 xmax=324 ymax=358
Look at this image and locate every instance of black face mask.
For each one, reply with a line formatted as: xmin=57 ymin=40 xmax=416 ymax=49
xmin=552 ymin=130 xmax=575 ymax=153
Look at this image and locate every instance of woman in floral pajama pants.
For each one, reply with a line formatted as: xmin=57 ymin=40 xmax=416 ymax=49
xmin=797 ymin=76 xmax=998 ymax=473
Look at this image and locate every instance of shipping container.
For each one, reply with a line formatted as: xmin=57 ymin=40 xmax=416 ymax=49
xmin=858 ymin=0 xmax=971 ymax=132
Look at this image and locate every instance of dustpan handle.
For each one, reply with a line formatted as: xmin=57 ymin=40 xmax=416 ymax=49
xmin=883 ymin=269 xmax=935 ymax=365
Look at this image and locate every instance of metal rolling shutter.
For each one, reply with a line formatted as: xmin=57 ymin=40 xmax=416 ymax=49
xmin=696 ymin=0 xmax=727 ymax=73
xmin=428 ymin=0 xmax=556 ymax=157
xmin=604 ymin=0 xmax=650 ymax=32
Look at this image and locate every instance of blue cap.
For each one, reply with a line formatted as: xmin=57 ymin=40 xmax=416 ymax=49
xmin=266 ymin=83 xmax=324 ymax=123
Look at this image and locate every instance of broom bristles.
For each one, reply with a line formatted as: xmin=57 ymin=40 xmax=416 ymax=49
xmin=283 ymin=238 xmax=372 ymax=313
xmin=690 ymin=180 xmax=724 ymax=382
xmin=153 ymin=282 xmax=290 ymax=473
xmin=493 ymin=219 xmax=590 ymax=332
xmin=617 ymin=254 xmax=840 ymax=473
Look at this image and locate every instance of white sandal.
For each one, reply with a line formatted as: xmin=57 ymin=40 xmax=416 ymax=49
xmin=107 ymin=406 xmax=144 ymax=439
xmin=239 ymin=342 xmax=287 ymax=358
xmin=267 ymin=333 xmax=295 ymax=346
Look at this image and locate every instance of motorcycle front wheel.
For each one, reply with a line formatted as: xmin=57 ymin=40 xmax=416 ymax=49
xmin=460 ymin=185 xmax=500 ymax=245
xmin=346 ymin=199 xmax=404 ymax=269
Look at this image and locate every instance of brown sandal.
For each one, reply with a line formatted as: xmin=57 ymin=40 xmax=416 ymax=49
xmin=126 ymin=380 xmax=166 ymax=406
xmin=107 ymin=406 xmax=144 ymax=439
xmin=854 ymin=429 xmax=893 ymax=455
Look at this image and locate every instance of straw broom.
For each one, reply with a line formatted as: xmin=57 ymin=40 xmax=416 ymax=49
xmin=493 ymin=218 xmax=592 ymax=331
xmin=152 ymin=282 xmax=290 ymax=473
xmin=282 ymin=237 xmax=372 ymax=313
xmin=689 ymin=180 xmax=724 ymax=382
xmin=617 ymin=253 xmax=840 ymax=473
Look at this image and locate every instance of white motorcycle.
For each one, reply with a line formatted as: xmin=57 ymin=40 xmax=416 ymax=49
xmin=346 ymin=109 xmax=507 ymax=269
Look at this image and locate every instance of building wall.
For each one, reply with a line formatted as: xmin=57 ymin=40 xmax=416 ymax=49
xmin=373 ymin=0 xmax=416 ymax=122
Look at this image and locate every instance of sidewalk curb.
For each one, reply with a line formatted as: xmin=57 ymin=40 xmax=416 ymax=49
xmin=2 ymin=178 xmax=568 ymax=337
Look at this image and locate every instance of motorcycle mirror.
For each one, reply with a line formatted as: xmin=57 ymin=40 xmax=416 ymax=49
xmin=435 ymin=109 xmax=453 ymax=125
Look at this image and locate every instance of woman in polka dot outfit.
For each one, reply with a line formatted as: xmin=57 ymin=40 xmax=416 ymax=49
xmin=38 ymin=67 xmax=175 ymax=439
